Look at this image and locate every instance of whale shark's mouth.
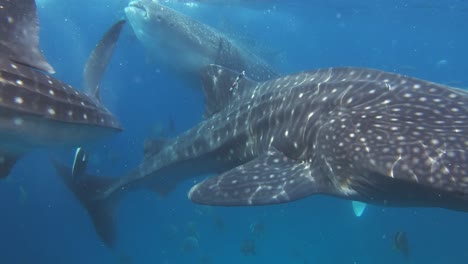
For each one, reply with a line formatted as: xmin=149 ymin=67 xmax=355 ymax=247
xmin=127 ymin=1 xmax=148 ymax=19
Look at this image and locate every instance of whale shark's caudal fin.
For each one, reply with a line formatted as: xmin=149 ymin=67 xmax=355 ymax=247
xmin=0 ymin=0 xmax=55 ymax=73
xmin=52 ymin=158 xmax=120 ymax=247
xmin=83 ymin=20 xmax=126 ymax=101
xmin=48 ymin=20 xmax=127 ymax=246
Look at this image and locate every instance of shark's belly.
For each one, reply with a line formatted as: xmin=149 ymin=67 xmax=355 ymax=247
xmin=0 ymin=111 xmax=118 ymax=153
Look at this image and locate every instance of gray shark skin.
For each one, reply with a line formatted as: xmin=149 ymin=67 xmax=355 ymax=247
xmin=124 ymin=0 xmax=278 ymax=83
xmin=55 ymin=64 xmax=468 ymax=247
xmin=0 ymin=0 xmax=125 ymax=177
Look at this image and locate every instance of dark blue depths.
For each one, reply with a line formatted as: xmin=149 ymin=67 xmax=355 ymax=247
xmin=0 ymin=0 xmax=468 ymax=263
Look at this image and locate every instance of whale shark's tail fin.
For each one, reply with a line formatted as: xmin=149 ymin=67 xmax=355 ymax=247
xmin=52 ymin=158 xmax=120 ymax=247
xmin=48 ymin=20 xmax=127 ymax=247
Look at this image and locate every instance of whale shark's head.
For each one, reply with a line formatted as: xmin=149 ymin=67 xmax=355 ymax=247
xmin=126 ymin=0 xmax=155 ymax=26
xmin=125 ymin=0 xmax=218 ymax=80
xmin=125 ymin=0 xmax=159 ymax=43
xmin=125 ymin=0 xmax=200 ymax=46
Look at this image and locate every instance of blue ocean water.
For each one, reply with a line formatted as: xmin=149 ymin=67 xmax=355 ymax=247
xmin=1 ymin=0 xmax=468 ymax=263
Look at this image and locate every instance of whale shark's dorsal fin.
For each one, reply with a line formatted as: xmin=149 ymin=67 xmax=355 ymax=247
xmin=83 ymin=20 xmax=126 ymax=101
xmin=201 ymin=64 xmax=257 ymax=117
xmin=0 ymin=0 xmax=55 ymax=73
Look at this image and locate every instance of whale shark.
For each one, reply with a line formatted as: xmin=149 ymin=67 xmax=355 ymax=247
xmin=0 ymin=0 xmax=125 ymax=177
xmin=124 ymin=0 xmax=278 ymax=84
xmin=54 ymin=64 xmax=468 ymax=246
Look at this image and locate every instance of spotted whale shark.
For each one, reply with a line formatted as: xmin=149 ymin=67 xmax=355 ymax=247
xmin=0 ymin=0 xmax=125 ymax=177
xmin=54 ymin=64 xmax=468 ymax=246
xmin=124 ymin=0 xmax=278 ymax=84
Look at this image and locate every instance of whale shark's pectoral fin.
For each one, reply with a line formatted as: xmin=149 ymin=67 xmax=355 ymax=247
xmin=189 ymin=148 xmax=334 ymax=206
xmin=0 ymin=153 xmax=22 ymax=178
